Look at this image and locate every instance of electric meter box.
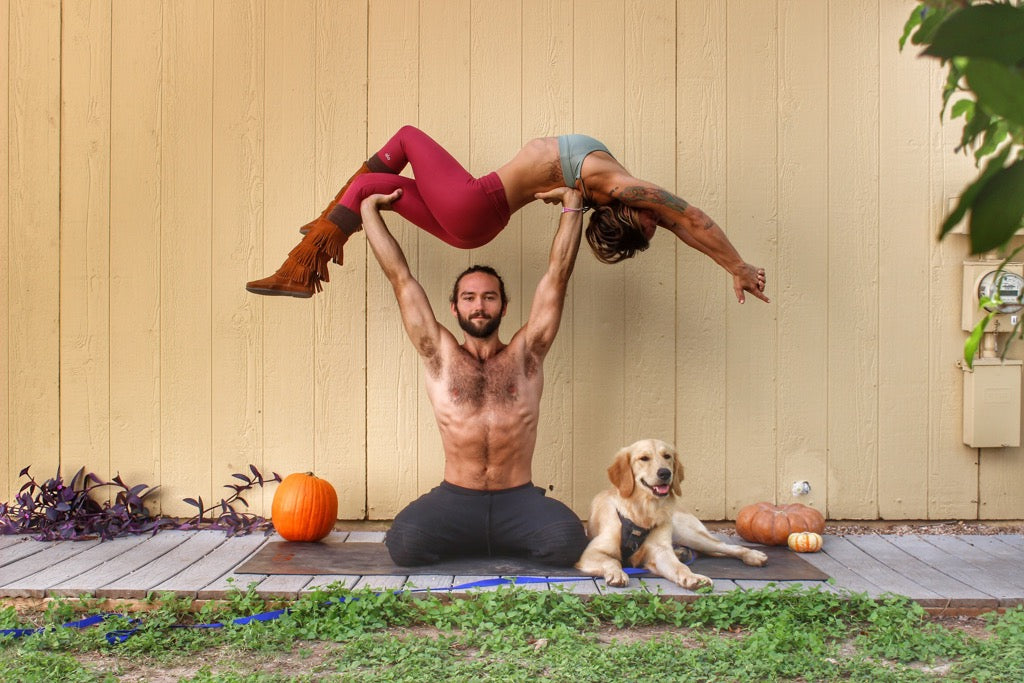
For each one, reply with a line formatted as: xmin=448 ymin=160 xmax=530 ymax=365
xmin=962 ymin=261 xmax=1024 ymax=332
xmin=963 ymin=358 xmax=1023 ymax=448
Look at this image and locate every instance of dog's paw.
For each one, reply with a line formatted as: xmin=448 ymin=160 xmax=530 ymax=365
xmin=677 ymin=571 xmax=713 ymax=591
xmin=741 ymin=548 xmax=769 ymax=566
xmin=604 ymin=569 xmax=630 ymax=587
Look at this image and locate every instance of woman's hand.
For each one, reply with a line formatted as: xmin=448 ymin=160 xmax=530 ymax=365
xmin=535 ymin=187 xmax=583 ymax=210
xmin=733 ymin=263 xmax=769 ymax=304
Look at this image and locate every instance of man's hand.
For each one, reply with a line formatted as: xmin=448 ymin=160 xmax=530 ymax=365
xmin=535 ymin=187 xmax=583 ymax=209
xmin=733 ymin=263 xmax=769 ymax=304
xmin=362 ymin=188 xmax=403 ymax=214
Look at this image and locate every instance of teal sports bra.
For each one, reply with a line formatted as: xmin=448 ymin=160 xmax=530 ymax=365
xmin=558 ymin=134 xmax=613 ymax=187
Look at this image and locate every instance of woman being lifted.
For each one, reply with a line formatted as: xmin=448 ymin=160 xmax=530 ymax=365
xmin=246 ymin=126 xmax=768 ymax=304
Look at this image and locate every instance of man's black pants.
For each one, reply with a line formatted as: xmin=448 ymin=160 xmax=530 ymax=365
xmin=384 ymin=481 xmax=588 ymax=567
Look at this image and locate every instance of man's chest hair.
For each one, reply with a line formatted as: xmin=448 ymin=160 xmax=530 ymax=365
xmin=445 ymin=348 xmax=533 ymax=408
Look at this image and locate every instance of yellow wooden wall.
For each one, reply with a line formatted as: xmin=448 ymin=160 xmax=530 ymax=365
xmin=3 ymin=0 xmax=1017 ymax=521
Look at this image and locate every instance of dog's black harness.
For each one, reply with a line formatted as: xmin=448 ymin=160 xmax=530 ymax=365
xmin=617 ymin=510 xmax=652 ymax=561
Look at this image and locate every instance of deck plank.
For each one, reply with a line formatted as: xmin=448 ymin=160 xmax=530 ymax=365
xmin=450 ymin=575 xmax=508 ymax=594
xmin=915 ymin=535 xmax=1024 ymax=604
xmin=0 ymin=535 xmax=32 ymax=552
xmin=856 ymin=535 xmax=993 ymax=607
xmin=595 ymin=577 xmax=643 ymax=596
xmin=558 ymin=577 xmax=603 ymax=595
xmin=152 ymin=533 xmax=271 ymax=598
xmin=303 ymin=574 xmax=363 ymax=592
xmin=876 ymin=535 xmax=1004 ymax=606
xmin=512 ymin=577 xmax=557 ymax=592
xmin=0 ymin=539 xmax=102 ymax=586
xmin=49 ymin=531 xmax=197 ymax=597
xmin=95 ymin=531 xmax=227 ymax=598
xmin=640 ymin=577 xmax=701 ymax=596
xmin=404 ymin=575 xmax=456 ymax=592
xmin=995 ymin=534 xmax=1024 ymax=551
xmin=198 ymin=574 xmax=268 ymax=600
xmin=349 ymin=575 xmax=410 ymax=591
xmin=843 ymin=535 xmax=973 ymax=605
xmin=793 ymin=541 xmax=886 ymax=596
xmin=0 ymin=536 xmax=52 ymax=567
xmin=814 ymin=536 xmax=938 ymax=599
xmin=253 ymin=574 xmax=314 ymax=598
xmin=1 ymin=534 xmax=150 ymax=597
xmin=733 ymin=579 xmax=838 ymax=594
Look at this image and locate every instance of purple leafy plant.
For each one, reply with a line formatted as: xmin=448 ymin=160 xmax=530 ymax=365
xmin=178 ymin=465 xmax=282 ymax=537
xmin=0 ymin=465 xmax=281 ymax=541
xmin=0 ymin=466 xmax=163 ymax=541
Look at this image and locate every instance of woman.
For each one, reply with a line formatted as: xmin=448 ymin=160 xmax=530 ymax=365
xmin=246 ymin=126 xmax=768 ymax=303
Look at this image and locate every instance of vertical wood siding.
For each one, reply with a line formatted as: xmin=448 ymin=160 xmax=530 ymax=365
xmin=2 ymin=0 xmax=1014 ymax=521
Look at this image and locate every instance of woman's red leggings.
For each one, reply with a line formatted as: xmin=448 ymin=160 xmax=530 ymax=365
xmin=329 ymin=126 xmax=512 ymax=249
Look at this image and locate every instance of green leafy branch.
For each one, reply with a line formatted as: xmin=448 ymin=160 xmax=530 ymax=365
xmin=902 ymin=1 xmax=1024 ymax=253
xmin=903 ymin=1 xmax=1024 ymax=365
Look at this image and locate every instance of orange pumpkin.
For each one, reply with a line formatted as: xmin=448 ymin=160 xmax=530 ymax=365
xmin=735 ymin=502 xmax=825 ymax=546
xmin=272 ymin=472 xmax=338 ymax=542
xmin=787 ymin=531 xmax=823 ymax=553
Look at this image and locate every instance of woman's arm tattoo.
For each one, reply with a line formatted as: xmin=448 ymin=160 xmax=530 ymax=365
xmin=612 ymin=185 xmax=690 ymax=214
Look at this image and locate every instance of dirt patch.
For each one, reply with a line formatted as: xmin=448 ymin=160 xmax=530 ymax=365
xmin=72 ymin=642 xmax=344 ymax=682
xmin=593 ymin=622 xmax=745 ymax=646
xmin=929 ymin=614 xmax=994 ymax=640
xmin=705 ymin=520 xmax=1024 ymax=537
xmin=825 ymin=521 xmax=1024 ymax=536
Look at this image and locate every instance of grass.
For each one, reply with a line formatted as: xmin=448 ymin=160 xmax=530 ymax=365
xmin=2 ymin=582 xmax=1023 ymax=681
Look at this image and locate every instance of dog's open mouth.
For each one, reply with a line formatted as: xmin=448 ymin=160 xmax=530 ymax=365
xmin=641 ymin=479 xmax=671 ymax=497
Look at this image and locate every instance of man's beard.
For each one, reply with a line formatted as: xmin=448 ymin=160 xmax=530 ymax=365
xmin=457 ymin=312 xmax=502 ymax=339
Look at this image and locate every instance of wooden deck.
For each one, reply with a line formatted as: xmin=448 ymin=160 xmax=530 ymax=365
xmin=2 ymin=530 xmax=1022 ymax=610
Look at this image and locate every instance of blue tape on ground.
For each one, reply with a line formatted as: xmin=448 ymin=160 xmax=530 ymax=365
xmin=2 ymin=612 xmax=122 ymax=640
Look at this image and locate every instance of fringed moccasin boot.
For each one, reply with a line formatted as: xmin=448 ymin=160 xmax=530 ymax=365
xmin=245 ymin=218 xmax=352 ymax=297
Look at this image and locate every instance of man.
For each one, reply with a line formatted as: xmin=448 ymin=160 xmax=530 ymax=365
xmin=360 ymin=185 xmax=589 ymax=567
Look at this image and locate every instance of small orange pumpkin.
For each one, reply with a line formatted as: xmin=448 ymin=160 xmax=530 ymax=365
xmin=787 ymin=531 xmax=823 ymax=553
xmin=272 ymin=472 xmax=338 ymax=542
xmin=735 ymin=502 xmax=825 ymax=546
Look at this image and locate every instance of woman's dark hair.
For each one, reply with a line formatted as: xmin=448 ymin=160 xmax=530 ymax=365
xmin=449 ymin=265 xmax=509 ymax=307
xmin=585 ymin=201 xmax=651 ymax=264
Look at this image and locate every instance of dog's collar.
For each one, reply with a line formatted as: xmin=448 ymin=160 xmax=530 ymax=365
xmin=617 ymin=510 xmax=652 ymax=561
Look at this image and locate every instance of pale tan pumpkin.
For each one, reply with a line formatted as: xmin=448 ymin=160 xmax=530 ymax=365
xmin=787 ymin=531 xmax=823 ymax=553
xmin=735 ymin=502 xmax=825 ymax=546
xmin=272 ymin=472 xmax=338 ymax=542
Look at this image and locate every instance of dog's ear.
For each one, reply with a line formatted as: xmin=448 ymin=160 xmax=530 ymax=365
xmin=670 ymin=452 xmax=684 ymax=497
xmin=608 ymin=448 xmax=635 ymax=498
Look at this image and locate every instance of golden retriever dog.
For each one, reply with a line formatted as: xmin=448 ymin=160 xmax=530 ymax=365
xmin=576 ymin=438 xmax=768 ymax=589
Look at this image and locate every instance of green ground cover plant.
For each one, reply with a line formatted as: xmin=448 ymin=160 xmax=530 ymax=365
xmin=2 ymin=583 xmax=1022 ymax=681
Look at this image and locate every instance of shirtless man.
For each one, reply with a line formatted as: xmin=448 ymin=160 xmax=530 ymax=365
xmin=361 ymin=185 xmax=589 ymax=567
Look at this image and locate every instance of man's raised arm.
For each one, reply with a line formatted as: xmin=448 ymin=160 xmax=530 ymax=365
xmin=360 ymin=190 xmax=444 ymax=360
xmin=521 ymin=187 xmax=585 ymax=358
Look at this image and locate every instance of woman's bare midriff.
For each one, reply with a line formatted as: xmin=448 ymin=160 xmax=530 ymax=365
xmin=494 ymin=137 xmax=565 ymax=213
xmin=494 ymin=136 xmax=625 ymax=213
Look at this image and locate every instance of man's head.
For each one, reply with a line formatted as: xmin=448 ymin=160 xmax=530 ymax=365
xmin=585 ymin=201 xmax=655 ymax=264
xmin=449 ymin=265 xmax=508 ymax=339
